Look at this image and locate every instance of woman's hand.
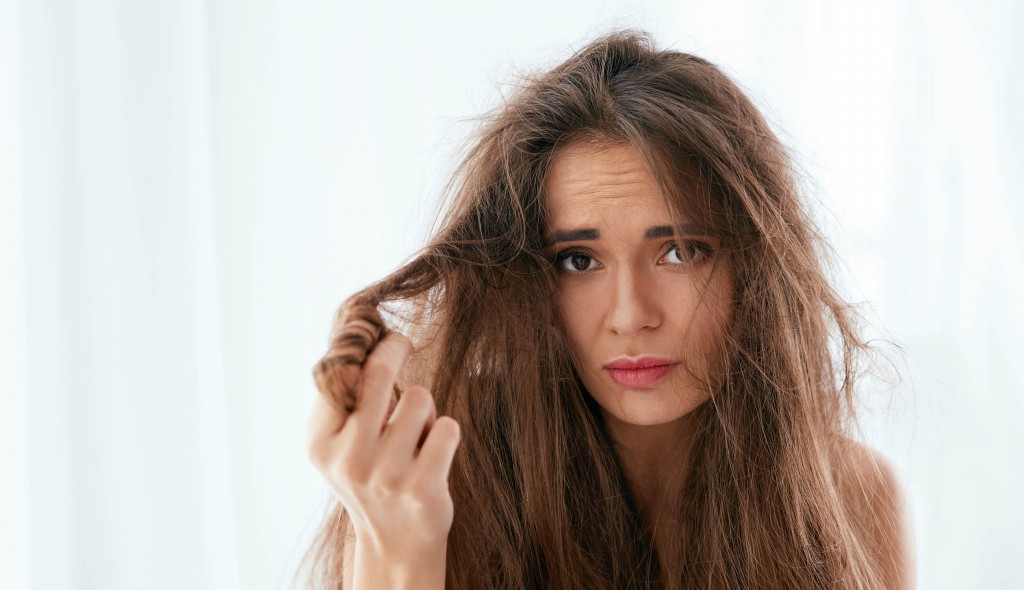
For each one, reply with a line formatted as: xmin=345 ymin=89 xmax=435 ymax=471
xmin=306 ymin=332 xmax=462 ymax=559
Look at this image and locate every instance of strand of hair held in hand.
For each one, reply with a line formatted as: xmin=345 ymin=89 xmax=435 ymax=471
xmin=311 ymin=294 xmax=401 ymax=415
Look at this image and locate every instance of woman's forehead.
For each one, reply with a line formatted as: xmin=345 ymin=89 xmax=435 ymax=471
xmin=542 ymin=142 xmax=682 ymax=229
xmin=547 ymin=140 xmax=649 ymax=180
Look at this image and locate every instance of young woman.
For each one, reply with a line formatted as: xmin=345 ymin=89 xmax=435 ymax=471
xmin=298 ymin=29 xmax=913 ymax=590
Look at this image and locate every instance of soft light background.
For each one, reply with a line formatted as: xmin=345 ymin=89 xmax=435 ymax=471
xmin=0 ymin=0 xmax=1020 ymax=588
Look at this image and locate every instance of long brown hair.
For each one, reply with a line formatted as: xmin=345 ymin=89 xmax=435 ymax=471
xmin=294 ymin=29 xmax=901 ymax=589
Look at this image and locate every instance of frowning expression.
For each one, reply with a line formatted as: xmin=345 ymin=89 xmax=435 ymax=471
xmin=542 ymin=141 xmax=734 ymax=428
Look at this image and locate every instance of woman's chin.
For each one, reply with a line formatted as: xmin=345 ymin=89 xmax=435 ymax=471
xmin=598 ymin=391 xmax=707 ymax=428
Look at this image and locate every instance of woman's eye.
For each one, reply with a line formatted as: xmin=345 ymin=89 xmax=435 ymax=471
xmin=554 ymin=250 xmax=596 ymax=273
xmin=665 ymin=241 xmax=713 ymax=265
xmin=552 ymin=242 xmax=713 ymax=275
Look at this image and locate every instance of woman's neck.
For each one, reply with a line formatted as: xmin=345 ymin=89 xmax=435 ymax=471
xmin=604 ymin=410 xmax=699 ymax=526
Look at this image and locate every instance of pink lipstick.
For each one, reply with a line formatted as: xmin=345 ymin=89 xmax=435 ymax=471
xmin=603 ymin=356 xmax=678 ymax=388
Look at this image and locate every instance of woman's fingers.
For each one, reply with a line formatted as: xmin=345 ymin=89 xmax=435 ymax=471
xmin=306 ymin=326 xmax=463 ymax=549
xmin=346 ymin=331 xmax=413 ymax=444
xmin=306 ymin=388 xmax=350 ymax=466
xmin=376 ymin=386 xmax=437 ymax=483
xmin=410 ymin=416 xmax=461 ymax=486
xmin=308 ymin=331 xmax=411 ymax=471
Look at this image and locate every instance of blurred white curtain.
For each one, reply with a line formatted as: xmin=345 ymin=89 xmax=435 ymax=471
xmin=0 ymin=0 xmax=1021 ymax=589
xmin=1 ymin=0 xmax=240 ymax=588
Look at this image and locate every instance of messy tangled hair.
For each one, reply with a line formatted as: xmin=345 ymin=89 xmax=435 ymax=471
xmin=294 ymin=29 xmax=901 ymax=589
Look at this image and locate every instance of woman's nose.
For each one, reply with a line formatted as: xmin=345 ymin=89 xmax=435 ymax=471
xmin=604 ymin=267 xmax=661 ymax=335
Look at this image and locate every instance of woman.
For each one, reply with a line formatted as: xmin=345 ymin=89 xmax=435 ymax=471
xmin=298 ymin=29 xmax=913 ymax=590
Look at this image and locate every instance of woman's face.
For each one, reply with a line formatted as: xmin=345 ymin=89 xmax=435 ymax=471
xmin=542 ymin=141 xmax=734 ymax=430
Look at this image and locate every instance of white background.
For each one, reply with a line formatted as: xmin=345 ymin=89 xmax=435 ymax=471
xmin=1 ymin=1 xmax=1021 ymax=588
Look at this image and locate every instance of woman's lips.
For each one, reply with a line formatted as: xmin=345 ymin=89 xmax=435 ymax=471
xmin=602 ymin=356 xmax=679 ymax=388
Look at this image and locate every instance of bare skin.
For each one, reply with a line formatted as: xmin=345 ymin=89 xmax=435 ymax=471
xmin=542 ymin=140 xmax=733 ymax=532
xmin=306 ymin=333 xmax=461 ymax=589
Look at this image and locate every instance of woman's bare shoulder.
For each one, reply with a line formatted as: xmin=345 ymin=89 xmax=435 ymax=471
xmin=839 ymin=438 xmax=915 ymax=590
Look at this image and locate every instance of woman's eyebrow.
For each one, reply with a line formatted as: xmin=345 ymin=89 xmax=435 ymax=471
xmin=543 ymin=224 xmax=705 ymax=248
xmin=543 ymin=228 xmax=599 ymax=247
xmin=644 ymin=224 xmax=706 ymax=240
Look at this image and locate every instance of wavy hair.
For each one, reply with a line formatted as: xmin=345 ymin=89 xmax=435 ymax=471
xmin=293 ymin=29 xmax=901 ymax=589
